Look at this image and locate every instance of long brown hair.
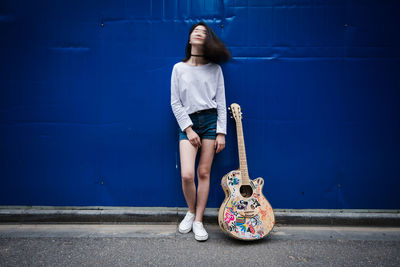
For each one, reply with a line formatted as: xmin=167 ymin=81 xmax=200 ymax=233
xmin=182 ymin=21 xmax=231 ymax=64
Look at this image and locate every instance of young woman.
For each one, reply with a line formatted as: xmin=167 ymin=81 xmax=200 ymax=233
xmin=170 ymin=22 xmax=231 ymax=241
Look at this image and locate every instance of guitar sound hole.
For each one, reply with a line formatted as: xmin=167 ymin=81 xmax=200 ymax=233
xmin=240 ymin=185 xmax=253 ymax=198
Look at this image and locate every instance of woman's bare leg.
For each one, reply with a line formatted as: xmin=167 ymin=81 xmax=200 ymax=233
xmin=195 ymin=139 xmax=215 ymax=222
xmin=179 ymin=140 xmax=199 ymax=214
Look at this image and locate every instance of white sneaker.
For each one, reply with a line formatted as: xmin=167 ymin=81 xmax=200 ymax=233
xmin=192 ymin=221 xmax=208 ymax=241
xmin=178 ymin=211 xmax=196 ymax=234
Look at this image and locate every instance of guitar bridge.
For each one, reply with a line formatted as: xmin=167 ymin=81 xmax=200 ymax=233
xmin=239 ymin=210 xmax=257 ymax=218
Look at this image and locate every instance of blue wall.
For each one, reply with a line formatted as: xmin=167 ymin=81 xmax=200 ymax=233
xmin=0 ymin=0 xmax=399 ymax=209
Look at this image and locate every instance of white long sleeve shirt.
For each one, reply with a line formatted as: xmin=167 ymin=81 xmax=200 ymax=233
xmin=170 ymin=61 xmax=227 ymax=135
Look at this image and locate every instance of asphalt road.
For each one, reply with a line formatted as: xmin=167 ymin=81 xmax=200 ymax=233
xmin=0 ymin=223 xmax=399 ymax=266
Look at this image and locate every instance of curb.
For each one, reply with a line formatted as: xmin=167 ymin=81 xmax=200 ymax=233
xmin=1 ymin=206 xmax=399 ymax=226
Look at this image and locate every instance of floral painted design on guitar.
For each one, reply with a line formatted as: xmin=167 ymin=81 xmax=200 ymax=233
xmin=219 ymin=170 xmax=275 ymax=240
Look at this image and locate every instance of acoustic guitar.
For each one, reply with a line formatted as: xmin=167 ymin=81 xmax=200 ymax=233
xmin=218 ymin=103 xmax=275 ymax=240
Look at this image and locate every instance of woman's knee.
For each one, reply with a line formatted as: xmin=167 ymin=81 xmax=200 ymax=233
xmin=197 ymin=167 xmax=210 ymax=180
xmin=181 ymin=171 xmax=195 ymax=183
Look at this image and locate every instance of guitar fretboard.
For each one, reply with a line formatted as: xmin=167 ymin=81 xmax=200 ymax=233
xmin=235 ymin=119 xmax=250 ymax=183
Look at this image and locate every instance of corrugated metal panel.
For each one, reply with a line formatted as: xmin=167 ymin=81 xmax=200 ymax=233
xmin=0 ymin=0 xmax=399 ymax=208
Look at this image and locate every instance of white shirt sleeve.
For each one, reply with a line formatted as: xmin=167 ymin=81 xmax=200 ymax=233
xmin=170 ymin=65 xmax=193 ymax=132
xmin=216 ymin=65 xmax=227 ymax=135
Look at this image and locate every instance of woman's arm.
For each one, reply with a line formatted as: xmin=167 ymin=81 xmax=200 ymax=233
xmin=215 ymin=65 xmax=226 ymax=153
xmin=171 ymin=66 xmax=193 ymax=131
xmin=215 ymin=65 xmax=227 ymax=135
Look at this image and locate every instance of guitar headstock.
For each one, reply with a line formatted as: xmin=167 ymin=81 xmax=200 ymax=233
xmin=228 ymin=103 xmax=242 ymax=122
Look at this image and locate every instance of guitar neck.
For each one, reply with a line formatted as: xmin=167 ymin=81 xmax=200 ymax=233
xmin=236 ymin=119 xmax=250 ymax=182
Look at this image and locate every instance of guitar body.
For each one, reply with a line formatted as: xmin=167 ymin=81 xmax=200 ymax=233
xmin=218 ymin=169 xmax=275 ymax=240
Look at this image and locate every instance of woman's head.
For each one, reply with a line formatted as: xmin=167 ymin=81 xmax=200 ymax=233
xmin=182 ymin=21 xmax=231 ymax=64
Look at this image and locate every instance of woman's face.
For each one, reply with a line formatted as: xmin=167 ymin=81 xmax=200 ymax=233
xmin=190 ymin=25 xmax=208 ymax=46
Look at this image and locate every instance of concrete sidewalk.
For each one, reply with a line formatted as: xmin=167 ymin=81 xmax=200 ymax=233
xmin=1 ymin=223 xmax=400 ymax=241
xmin=0 ymin=223 xmax=399 ymax=266
xmin=1 ymin=206 xmax=400 ymax=226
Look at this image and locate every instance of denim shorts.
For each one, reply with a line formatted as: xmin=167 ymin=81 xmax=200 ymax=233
xmin=179 ymin=108 xmax=217 ymax=141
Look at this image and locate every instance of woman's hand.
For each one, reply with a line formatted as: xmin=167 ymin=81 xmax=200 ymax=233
xmin=215 ymin=133 xmax=226 ymax=153
xmin=185 ymin=127 xmax=202 ymax=147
